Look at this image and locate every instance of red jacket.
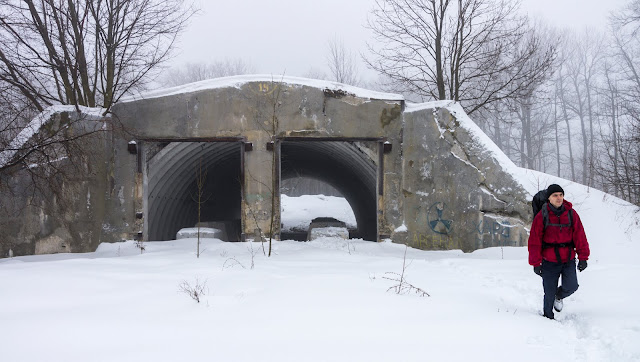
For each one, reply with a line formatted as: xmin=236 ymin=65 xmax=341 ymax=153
xmin=528 ymin=200 xmax=590 ymax=266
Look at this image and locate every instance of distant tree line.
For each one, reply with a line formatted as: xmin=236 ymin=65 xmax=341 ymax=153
xmin=3 ymin=0 xmax=639 ymax=210
xmin=364 ymin=0 xmax=640 ymax=206
xmin=471 ymin=0 xmax=640 ymax=205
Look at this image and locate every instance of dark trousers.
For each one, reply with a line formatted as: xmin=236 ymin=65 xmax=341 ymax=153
xmin=541 ymin=259 xmax=579 ymax=318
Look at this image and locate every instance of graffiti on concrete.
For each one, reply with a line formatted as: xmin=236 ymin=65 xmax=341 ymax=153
xmin=412 ymin=233 xmax=451 ymax=250
xmin=471 ymin=218 xmax=524 ymax=247
xmin=472 ymin=219 xmax=512 ymax=239
xmin=249 ymin=82 xmax=281 ymax=96
xmin=427 ymin=202 xmax=453 ymax=235
xmin=407 ymin=199 xmax=526 ymax=249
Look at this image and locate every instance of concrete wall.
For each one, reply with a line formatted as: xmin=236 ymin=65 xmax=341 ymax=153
xmin=398 ymin=105 xmax=530 ymax=252
xmin=1 ymin=77 xmax=532 ymax=257
xmin=111 ymin=80 xmax=405 ymax=242
xmin=0 ymin=111 xmax=118 ymax=257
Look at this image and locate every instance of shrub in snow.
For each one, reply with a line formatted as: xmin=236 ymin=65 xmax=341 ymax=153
xmin=135 ymin=241 xmax=145 ymax=254
xmin=384 ymin=246 xmax=430 ymax=297
xmin=222 ymin=257 xmax=246 ymax=270
xmin=178 ymin=278 xmax=208 ymax=303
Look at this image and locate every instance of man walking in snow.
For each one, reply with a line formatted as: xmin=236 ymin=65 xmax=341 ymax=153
xmin=528 ymin=184 xmax=590 ymax=320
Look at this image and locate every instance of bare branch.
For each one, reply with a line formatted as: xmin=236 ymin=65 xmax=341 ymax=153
xmin=365 ymin=0 xmax=556 ymax=115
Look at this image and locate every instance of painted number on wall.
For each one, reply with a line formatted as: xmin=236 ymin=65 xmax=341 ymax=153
xmin=255 ymin=82 xmax=278 ymax=95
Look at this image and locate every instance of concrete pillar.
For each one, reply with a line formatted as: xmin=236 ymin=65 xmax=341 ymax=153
xmin=242 ymin=131 xmax=280 ymax=241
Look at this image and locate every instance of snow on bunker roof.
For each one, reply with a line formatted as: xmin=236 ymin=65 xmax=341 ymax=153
xmin=406 ymin=100 xmax=529 ymax=194
xmin=0 ymin=105 xmax=106 ymax=168
xmin=119 ymin=74 xmax=404 ymax=103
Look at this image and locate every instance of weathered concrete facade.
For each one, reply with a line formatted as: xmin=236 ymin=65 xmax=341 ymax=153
xmin=0 ymin=110 xmax=112 ymax=256
xmin=401 ymin=103 xmax=529 ymax=251
xmin=0 ymin=76 xmax=531 ymax=256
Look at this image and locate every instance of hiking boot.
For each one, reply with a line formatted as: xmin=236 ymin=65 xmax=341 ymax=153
xmin=553 ymin=297 xmax=563 ymax=312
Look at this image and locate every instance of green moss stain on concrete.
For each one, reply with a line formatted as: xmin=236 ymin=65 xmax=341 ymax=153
xmin=380 ymin=104 xmax=402 ymax=128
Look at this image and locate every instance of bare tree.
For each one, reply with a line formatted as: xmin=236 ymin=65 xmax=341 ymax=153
xmin=0 ymin=1 xmax=196 ymax=256
xmin=501 ymin=23 xmax=558 ymax=170
xmin=366 ymin=0 xmax=555 ymax=115
xmin=562 ymin=29 xmax=605 ymax=186
xmin=611 ymin=0 xmax=640 ymax=30
xmin=509 ymin=91 xmax=554 ymax=170
xmin=1 ymin=0 xmax=196 ymax=175
xmin=555 ymin=58 xmax=577 ymax=182
xmin=0 ymin=0 xmax=196 ymax=113
xmin=599 ymin=0 xmax=640 ymax=204
xmin=467 ymin=0 xmax=640 ymax=206
xmin=160 ymin=58 xmax=254 ymax=87
xmin=326 ymin=35 xmax=360 ymax=86
xmin=192 ymin=157 xmax=210 ymax=258
xmin=264 ymin=80 xmax=282 ymax=257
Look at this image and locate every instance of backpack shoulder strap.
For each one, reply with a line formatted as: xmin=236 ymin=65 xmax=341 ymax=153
xmin=568 ymin=208 xmax=574 ymax=228
xmin=541 ymin=203 xmax=549 ymax=229
xmin=543 ymin=203 xmax=574 ymax=228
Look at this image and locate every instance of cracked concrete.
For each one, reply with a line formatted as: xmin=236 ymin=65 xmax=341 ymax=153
xmin=1 ymin=77 xmax=531 ymax=256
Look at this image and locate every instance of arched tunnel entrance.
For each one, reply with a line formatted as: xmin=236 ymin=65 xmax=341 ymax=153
xmin=146 ymin=141 xmax=242 ymax=241
xmin=144 ymin=139 xmax=380 ymax=242
xmin=279 ymin=140 xmax=378 ymax=241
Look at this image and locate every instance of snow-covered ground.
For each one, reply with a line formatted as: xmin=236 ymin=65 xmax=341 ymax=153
xmin=1 ymin=100 xmax=638 ymax=361
xmin=1 ymin=170 xmax=639 ymax=361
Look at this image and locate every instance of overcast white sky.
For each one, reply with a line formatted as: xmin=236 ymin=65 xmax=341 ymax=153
xmin=168 ymin=0 xmax=628 ymax=82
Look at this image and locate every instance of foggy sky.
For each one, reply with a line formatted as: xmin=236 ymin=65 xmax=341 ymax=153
xmin=168 ymin=0 xmax=628 ymax=82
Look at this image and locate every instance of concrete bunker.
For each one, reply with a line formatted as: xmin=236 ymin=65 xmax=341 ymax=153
xmin=146 ymin=141 xmax=242 ymax=241
xmin=0 ymin=76 xmax=533 ymax=257
xmin=279 ymin=140 xmax=377 ymax=241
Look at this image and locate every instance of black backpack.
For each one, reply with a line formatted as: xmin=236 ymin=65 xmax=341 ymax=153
xmin=532 ymin=190 xmax=548 ymax=218
xmin=531 ymin=189 xmax=575 ymax=262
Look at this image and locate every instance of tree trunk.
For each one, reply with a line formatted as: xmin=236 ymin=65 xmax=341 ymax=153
xmin=558 ymin=78 xmax=576 ymax=181
xmin=493 ymin=117 xmax=503 ymax=151
xmin=519 ymin=114 xmax=526 ymax=168
xmin=585 ymin=78 xmax=595 ymax=187
xmin=569 ymin=74 xmax=588 ymax=185
xmin=554 ymin=87 xmax=561 ymax=177
xmin=609 ymin=78 xmax=620 ymax=197
xmin=524 ymin=105 xmax=534 ymax=169
xmin=434 ymin=1 xmax=447 ymax=100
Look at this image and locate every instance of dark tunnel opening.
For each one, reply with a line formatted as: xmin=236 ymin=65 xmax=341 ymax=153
xmin=146 ymin=142 xmax=242 ymax=241
xmin=280 ymin=140 xmax=378 ymax=241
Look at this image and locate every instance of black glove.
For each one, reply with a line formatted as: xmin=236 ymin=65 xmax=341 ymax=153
xmin=578 ymin=260 xmax=588 ymax=272
xmin=533 ymin=265 xmax=542 ymax=276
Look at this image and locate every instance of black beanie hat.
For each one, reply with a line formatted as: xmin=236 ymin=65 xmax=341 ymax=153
xmin=546 ymin=184 xmax=564 ymax=199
